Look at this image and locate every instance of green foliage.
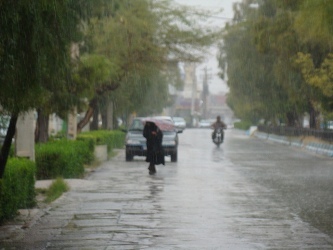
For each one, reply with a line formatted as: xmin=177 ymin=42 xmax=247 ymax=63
xmin=35 ymin=140 xmax=91 ymax=180
xmin=78 ymin=130 xmax=125 ymax=153
xmin=294 ymin=0 xmax=333 ymax=51
xmin=0 ymin=158 xmax=36 ymax=223
xmin=44 ymin=178 xmax=69 ymax=204
xmin=35 ymin=130 xmax=124 ymax=180
xmin=295 ymin=52 xmax=333 ymax=98
xmin=234 ymin=121 xmax=253 ymax=131
xmin=0 ymin=0 xmax=93 ymax=177
xmin=81 ymin=0 xmax=222 ymax=119
xmin=72 ymin=54 xmax=120 ymax=101
xmin=0 ymin=0 xmax=84 ymax=114
xmin=219 ymin=0 xmax=333 ymax=128
xmin=220 ymin=18 xmax=289 ymax=124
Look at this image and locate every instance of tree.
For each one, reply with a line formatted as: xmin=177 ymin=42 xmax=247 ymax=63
xmin=76 ymin=0 xmax=222 ymax=130
xmin=219 ymin=1 xmax=293 ymax=125
xmin=219 ymin=0 xmax=332 ymax=128
xmin=0 ymin=0 xmax=85 ymax=177
xmin=293 ymin=0 xmax=333 ymax=121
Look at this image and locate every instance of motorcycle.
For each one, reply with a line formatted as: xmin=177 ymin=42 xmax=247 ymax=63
xmin=212 ymin=127 xmax=224 ymax=147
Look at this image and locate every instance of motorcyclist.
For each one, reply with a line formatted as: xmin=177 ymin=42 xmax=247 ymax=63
xmin=211 ymin=115 xmax=227 ymax=141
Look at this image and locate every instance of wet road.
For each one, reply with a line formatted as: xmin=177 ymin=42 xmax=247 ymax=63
xmin=2 ymin=128 xmax=333 ymax=249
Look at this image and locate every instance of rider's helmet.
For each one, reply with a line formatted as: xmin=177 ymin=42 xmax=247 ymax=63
xmin=216 ymin=115 xmax=221 ymax=122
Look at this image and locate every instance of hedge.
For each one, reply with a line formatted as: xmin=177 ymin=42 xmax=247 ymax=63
xmin=35 ymin=139 xmax=92 ymax=180
xmin=234 ymin=120 xmax=253 ymax=130
xmin=35 ymin=130 xmax=125 ymax=180
xmin=0 ymin=158 xmax=36 ymax=222
xmin=77 ymin=130 xmax=125 ymax=153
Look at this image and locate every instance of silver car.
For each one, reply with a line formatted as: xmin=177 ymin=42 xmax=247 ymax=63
xmin=172 ymin=117 xmax=186 ymax=132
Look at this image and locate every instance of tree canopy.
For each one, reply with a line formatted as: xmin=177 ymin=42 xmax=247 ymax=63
xmin=75 ymin=0 xmax=222 ymax=127
xmin=219 ymin=0 xmax=333 ymax=127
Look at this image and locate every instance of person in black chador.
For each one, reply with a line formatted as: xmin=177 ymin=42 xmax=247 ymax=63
xmin=143 ymin=121 xmax=165 ymax=175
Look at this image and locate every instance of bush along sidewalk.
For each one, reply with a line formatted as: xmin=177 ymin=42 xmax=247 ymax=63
xmin=0 ymin=158 xmax=36 ymax=223
xmin=35 ymin=139 xmax=93 ymax=180
xmin=77 ymin=129 xmax=125 ymax=155
xmin=35 ymin=130 xmax=125 ymax=180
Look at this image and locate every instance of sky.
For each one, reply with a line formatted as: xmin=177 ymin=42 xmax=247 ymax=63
xmin=172 ymin=0 xmax=240 ymax=94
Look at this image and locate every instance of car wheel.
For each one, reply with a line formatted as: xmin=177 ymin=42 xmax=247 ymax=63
xmin=126 ymin=152 xmax=133 ymax=161
xmin=171 ymin=151 xmax=178 ymax=162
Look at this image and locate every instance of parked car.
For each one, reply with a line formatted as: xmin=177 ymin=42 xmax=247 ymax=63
xmin=198 ymin=119 xmax=214 ymax=128
xmin=172 ymin=116 xmax=186 ymax=132
xmin=125 ymin=117 xmax=179 ymax=162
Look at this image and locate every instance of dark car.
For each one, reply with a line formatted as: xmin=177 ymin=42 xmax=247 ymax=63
xmin=125 ymin=117 xmax=179 ymax=162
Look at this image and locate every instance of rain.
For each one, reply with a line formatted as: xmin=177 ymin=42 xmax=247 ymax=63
xmin=1 ymin=0 xmax=333 ymax=249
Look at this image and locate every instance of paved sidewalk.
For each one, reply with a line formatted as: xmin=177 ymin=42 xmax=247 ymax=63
xmin=0 ymin=179 xmax=93 ymax=245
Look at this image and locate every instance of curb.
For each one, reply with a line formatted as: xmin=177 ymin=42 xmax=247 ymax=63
xmin=253 ymin=131 xmax=333 ymax=158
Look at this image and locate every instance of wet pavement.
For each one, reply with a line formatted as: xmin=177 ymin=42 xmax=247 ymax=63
xmin=1 ymin=128 xmax=333 ymax=249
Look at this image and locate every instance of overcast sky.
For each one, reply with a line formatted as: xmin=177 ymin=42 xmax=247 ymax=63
xmin=172 ymin=0 xmax=240 ymax=94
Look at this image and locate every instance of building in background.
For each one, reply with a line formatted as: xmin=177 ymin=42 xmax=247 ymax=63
xmin=170 ymin=63 xmax=233 ymax=127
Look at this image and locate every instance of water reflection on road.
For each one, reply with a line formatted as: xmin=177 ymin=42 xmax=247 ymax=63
xmin=212 ymin=146 xmax=224 ymax=162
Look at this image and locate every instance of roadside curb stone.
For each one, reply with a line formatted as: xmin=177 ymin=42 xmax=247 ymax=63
xmin=254 ymin=131 xmax=333 ymax=157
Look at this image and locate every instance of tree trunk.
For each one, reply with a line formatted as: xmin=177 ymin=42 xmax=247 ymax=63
xmin=77 ymin=98 xmax=98 ymax=133
xmin=100 ymin=101 xmax=114 ymax=130
xmin=90 ymin=105 xmax=99 ymax=131
xmin=35 ymin=109 xmax=49 ymax=143
xmin=101 ymin=109 xmax=107 ymax=130
xmin=0 ymin=114 xmax=18 ymax=179
xmin=286 ymin=111 xmax=298 ymax=127
xmin=309 ymin=102 xmax=319 ymax=129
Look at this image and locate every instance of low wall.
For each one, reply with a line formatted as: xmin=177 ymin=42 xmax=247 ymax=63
xmin=94 ymin=145 xmax=108 ymax=162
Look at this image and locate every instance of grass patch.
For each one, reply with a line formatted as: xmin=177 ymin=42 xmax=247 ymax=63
xmin=44 ymin=178 xmax=69 ymax=204
xmin=234 ymin=120 xmax=253 ymax=130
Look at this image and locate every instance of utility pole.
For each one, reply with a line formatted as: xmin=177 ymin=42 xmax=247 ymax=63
xmin=191 ymin=64 xmax=197 ymax=127
xmin=202 ymin=67 xmax=210 ymax=119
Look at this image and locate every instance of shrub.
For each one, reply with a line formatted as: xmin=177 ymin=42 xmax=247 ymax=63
xmin=234 ymin=120 xmax=253 ymax=130
xmin=35 ymin=139 xmax=91 ymax=180
xmin=0 ymin=158 xmax=36 ymax=223
xmin=77 ymin=130 xmax=125 ymax=153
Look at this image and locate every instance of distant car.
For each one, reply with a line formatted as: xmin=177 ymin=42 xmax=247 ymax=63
xmin=153 ymin=116 xmax=174 ymax=123
xmin=198 ymin=119 xmax=213 ymax=128
xmin=125 ymin=117 xmax=179 ymax=162
xmin=172 ymin=117 xmax=186 ymax=133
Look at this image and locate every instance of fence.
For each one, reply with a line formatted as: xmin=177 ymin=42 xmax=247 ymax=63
xmin=257 ymin=125 xmax=333 ymax=143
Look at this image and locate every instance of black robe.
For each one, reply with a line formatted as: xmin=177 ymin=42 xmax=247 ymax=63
xmin=143 ymin=122 xmax=165 ymax=165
